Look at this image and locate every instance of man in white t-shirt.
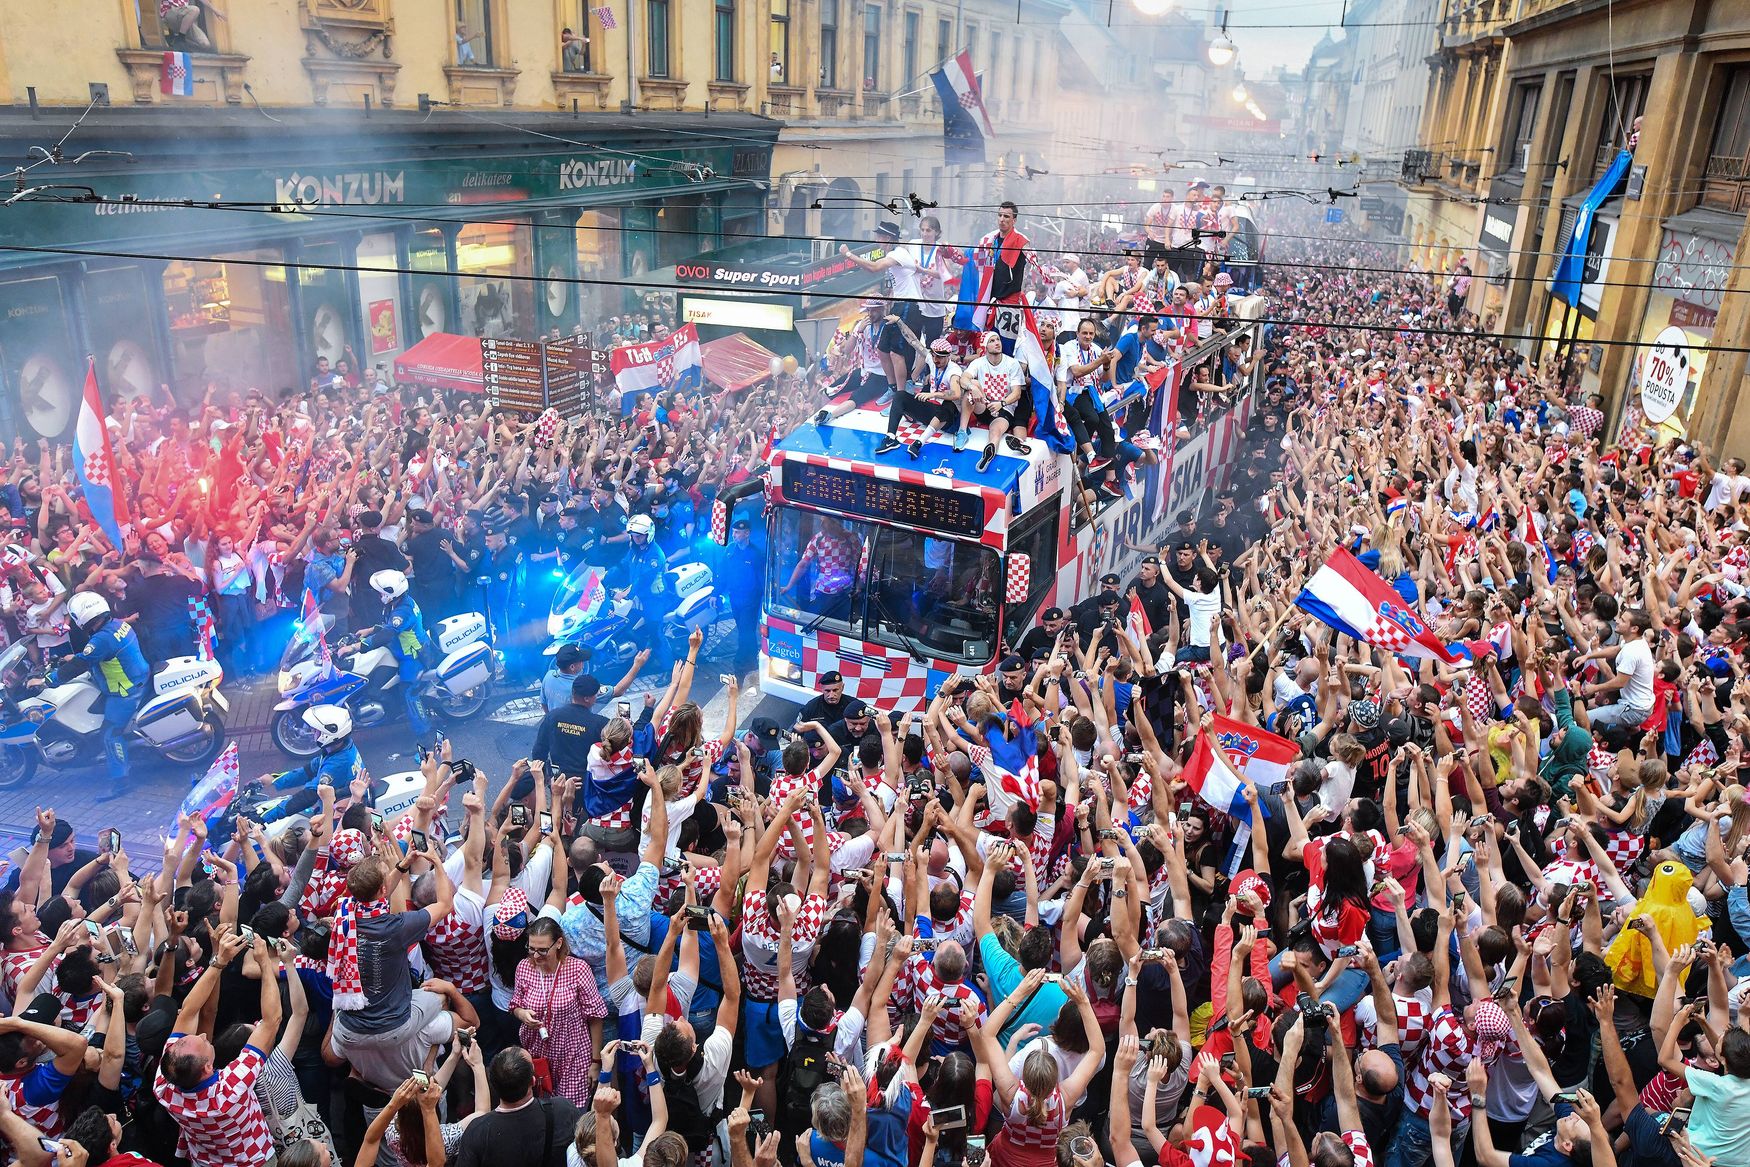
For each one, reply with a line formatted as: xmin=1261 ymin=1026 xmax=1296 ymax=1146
xmin=963 ymin=331 xmax=1032 ymax=473
xmin=1046 ymin=254 xmax=1091 ymax=332
xmin=1159 ymin=541 xmax=1224 ymax=663
xmin=1577 ymin=608 xmax=1656 ymax=728
xmin=841 ymin=220 xmax=925 ymax=393
xmin=1704 ymin=456 xmax=1750 ymax=512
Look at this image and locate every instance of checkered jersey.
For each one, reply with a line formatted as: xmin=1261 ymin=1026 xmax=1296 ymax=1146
xmin=301 ymin=861 xmax=348 ymax=922
xmin=655 ymin=708 xmax=728 ymax=791
xmin=656 ymin=863 xmax=723 ymax=906
xmin=1 ymin=940 xmax=48 ymax=1003
xmin=1404 ymin=1006 xmax=1474 ymax=1122
xmin=59 ymin=990 xmax=104 ymax=1030
xmin=1003 ymin=1084 xmax=1067 ymax=1149
xmin=1355 ymin=991 xmax=1431 ymax=1057
xmin=977 ymin=819 xmax=1055 ymax=882
xmin=893 ymin=953 xmax=985 ymax=1048
xmin=1 ymin=1066 xmax=66 ymax=1144
xmin=803 ymin=531 xmax=858 ymax=595
xmin=1569 ymin=405 xmax=1603 ymax=439
xmin=154 ymin=1041 xmax=276 ymax=1167
xmin=928 ymin=888 xmax=976 ymax=948
xmin=967 ymin=355 xmax=1025 ymax=404
xmin=1602 ymin=829 xmax=1645 ymax=876
xmin=425 ymin=888 xmax=490 ymax=995
xmin=1276 ymin=1131 xmax=1372 ymax=1167
xmin=739 ymin=886 xmax=827 ymax=1000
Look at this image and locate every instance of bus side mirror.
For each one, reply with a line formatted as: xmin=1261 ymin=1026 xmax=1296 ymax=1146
xmin=1005 ymin=553 xmax=1030 ymax=604
xmin=710 ymin=499 xmax=729 ymax=547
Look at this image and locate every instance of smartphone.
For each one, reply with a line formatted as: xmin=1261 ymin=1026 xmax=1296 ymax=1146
xmin=934 ymin=1104 xmax=967 ymax=1131
xmin=539 ymin=812 xmax=553 ymax=834
xmin=409 ymin=829 xmax=428 ymax=853
xmin=1660 ymin=1104 xmax=1691 ymax=1136
xmin=83 ymin=920 xmax=102 ymax=940
xmin=684 ymin=904 xmax=712 ymax=930
xmin=509 ymin=804 xmax=530 ymax=828
xmin=37 ymin=1139 xmax=61 ymax=1155
xmin=1245 ymin=1086 xmax=1273 ymax=1098
xmin=458 ymin=1027 xmax=475 ymax=1049
xmin=967 ymin=1135 xmax=988 ymax=1167
xmin=237 ymin=925 xmax=255 ymax=945
xmin=371 ymin=812 xmax=385 ymax=834
xmin=1335 ymin=945 xmax=1359 ymax=958
xmin=618 ymin=700 xmax=632 ymax=719
xmin=100 ymin=828 xmax=120 ymax=855
xmin=411 ymin=1069 xmax=431 ymax=1086
xmin=1101 ymin=857 xmax=1117 ymax=875
xmin=885 ymin=852 xmax=907 ymax=863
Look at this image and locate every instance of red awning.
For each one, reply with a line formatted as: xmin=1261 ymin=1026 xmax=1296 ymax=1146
xmin=394 ymin=333 xmax=484 ymax=393
xmin=699 ymin=332 xmax=779 ymax=394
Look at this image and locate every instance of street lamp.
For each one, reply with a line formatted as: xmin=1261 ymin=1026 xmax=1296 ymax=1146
xmin=1231 ymin=82 xmax=1248 ymax=103
xmin=1208 ymin=20 xmax=1236 ymax=66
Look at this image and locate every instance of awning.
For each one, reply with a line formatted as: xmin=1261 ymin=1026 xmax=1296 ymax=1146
xmin=1550 ymin=148 xmax=1633 ymax=307
xmin=394 ymin=333 xmax=483 ymax=393
xmin=700 ymin=333 xmax=779 ymax=393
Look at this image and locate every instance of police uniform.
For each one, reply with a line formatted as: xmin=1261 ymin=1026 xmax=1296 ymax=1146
xmin=52 ymin=617 xmax=148 ymax=789
xmin=366 ymin=594 xmax=434 ymax=739
xmin=719 ymin=520 xmax=765 ymax=677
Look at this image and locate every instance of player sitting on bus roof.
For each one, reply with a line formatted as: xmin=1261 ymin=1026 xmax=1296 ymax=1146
xmin=875 ymin=328 xmax=965 ymax=459
xmin=963 ymin=331 xmax=1034 ymax=473
xmin=1058 ymin=317 xmax=1120 ymax=473
xmin=812 ymin=299 xmax=892 ymax=427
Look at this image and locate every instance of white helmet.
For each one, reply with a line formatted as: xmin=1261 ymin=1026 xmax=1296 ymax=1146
xmin=370 ymin=569 xmax=409 ymax=603
xmin=627 ymin=515 xmax=655 ymax=540
xmin=68 ymin=593 xmax=111 ymax=630
xmin=302 ymin=704 xmax=353 ymax=747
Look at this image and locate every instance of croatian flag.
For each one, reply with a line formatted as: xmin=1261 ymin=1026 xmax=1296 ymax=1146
xmin=179 ymin=742 xmax=240 ymax=831
xmin=1207 ymin=712 xmax=1298 ymax=793
xmin=1520 ymin=505 xmax=1559 ymax=583
xmin=1295 ymin=546 xmax=1459 ymax=663
xmin=1014 ymin=304 xmax=1075 ymax=454
xmin=1126 ymin=592 xmax=1153 ymax=646
xmin=929 ymin=51 xmax=994 ymax=166
xmin=161 ymin=52 xmax=195 ymax=97
xmin=608 ymin=323 xmax=703 ymax=414
xmin=953 ymin=226 xmax=1029 ymax=333
xmin=1181 ymin=726 xmax=1257 ymax=822
xmin=72 ymin=359 xmax=129 ymax=551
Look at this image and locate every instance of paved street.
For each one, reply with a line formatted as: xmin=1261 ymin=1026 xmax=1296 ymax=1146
xmin=0 ymin=627 xmax=794 ymax=862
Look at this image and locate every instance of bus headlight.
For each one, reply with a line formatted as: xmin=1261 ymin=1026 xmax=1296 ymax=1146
xmin=766 ymin=658 xmax=802 ymax=684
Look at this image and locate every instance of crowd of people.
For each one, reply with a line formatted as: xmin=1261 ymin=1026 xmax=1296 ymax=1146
xmin=0 ymin=193 xmax=1741 ymax=1167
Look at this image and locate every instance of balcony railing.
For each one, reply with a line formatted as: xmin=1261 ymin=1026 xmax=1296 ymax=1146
xmin=764 ymin=84 xmax=804 ymax=116
xmin=898 ymin=91 xmax=922 ymax=118
xmin=1402 ymin=148 xmax=1442 ymax=183
xmin=1702 ymin=151 xmax=1750 ymax=213
xmin=815 ymin=87 xmax=855 ymax=117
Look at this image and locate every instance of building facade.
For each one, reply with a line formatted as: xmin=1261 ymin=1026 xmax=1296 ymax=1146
xmin=1445 ymin=0 xmax=1750 ymax=450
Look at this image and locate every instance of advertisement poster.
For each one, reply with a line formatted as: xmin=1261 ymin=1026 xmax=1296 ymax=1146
xmin=368 ymin=299 xmax=398 ymax=354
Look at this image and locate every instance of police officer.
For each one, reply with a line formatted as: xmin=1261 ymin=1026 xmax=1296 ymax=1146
xmin=1072 ymin=573 xmax=1125 ymax=637
xmin=263 ymin=704 xmax=365 ymax=823
xmin=719 ymin=518 xmax=765 ymax=682
xmin=1015 ymin=607 xmax=1071 ymax=661
xmin=478 ymin=528 xmax=518 ymax=647
xmin=349 ymin=569 xmax=435 ymax=744
xmin=612 ymin=515 xmax=670 ymax=659
xmin=1129 ymin=555 xmax=1174 ymax=634
xmin=51 ymin=593 xmax=149 ymax=802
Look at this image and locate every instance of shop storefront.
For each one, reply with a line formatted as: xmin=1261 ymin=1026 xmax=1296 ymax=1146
xmin=0 ymin=113 xmax=776 ymax=440
xmin=1622 ymin=209 xmax=1738 ymax=437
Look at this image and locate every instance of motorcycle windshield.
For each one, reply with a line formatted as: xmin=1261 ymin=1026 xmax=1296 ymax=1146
xmin=550 ymin=563 xmax=608 ymax=622
xmin=280 ymin=613 xmax=338 ymax=673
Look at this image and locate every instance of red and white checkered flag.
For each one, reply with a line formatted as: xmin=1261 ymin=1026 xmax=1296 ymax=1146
xmin=594 ymin=5 xmax=617 ymax=28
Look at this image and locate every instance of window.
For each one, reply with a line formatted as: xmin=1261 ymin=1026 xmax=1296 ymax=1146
xmin=647 ymin=0 xmax=671 ymax=76
xmin=1595 ymin=72 xmax=1650 ymax=164
xmin=990 ymin=33 xmax=1003 ymax=100
xmin=714 ymin=0 xmax=735 ymax=81
xmin=1000 ymin=505 xmax=1060 ymax=646
xmin=1504 ymin=81 xmax=1541 ymax=170
xmin=965 ymin=24 xmax=977 ymax=60
xmin=820 ymin=0 xmax=839 ymax=87
xmin=561 ymin=7 xmax=592 ymax=72
xmin=863 ymin=5 xmax=882 ymax=90
xmin=903 ymin=10 xmax=920 ymax=88
xmin=937 ymin=18 xmax=951 ymax=61
xmin=1707 ymin=67 xmax=1750 ymax=166
xmin=769 ymin=0 xmax=790 ymax=83
xmin=768 ymin=508 xmax=869 ymax=638
xmin=143 ymin=0 xmax=220 ymax=50
xmin=454 ymin=0 xmax=494 ymax=66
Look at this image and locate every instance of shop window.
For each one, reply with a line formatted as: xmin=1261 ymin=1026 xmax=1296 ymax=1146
xmin=142 ymin=0 xmax=223 ymax=52
xmin=769 ymin=0 xmax=790 ymax=83
xmin=562 ymin=6 xmax=593 ymax=72
xmin=863 ymin=4 xmax=882 ymax=90
xmin=409 ymin=228 xmax=452 ymax=340
xmin=714 ymin=0 xmax=735 ymax=81
xmin=163 ymin=253 xmax=296 ymax=402
xmin=456 ymin=221 xmax=535 ymax=339
xmin=355 ymin=233 xmax=405 ymax=369
xmin=819 ymin=0 xmax=839 ymax=88
xmin=454 ymin=0 xmax=496 ymax=65
xmin=647 ymin=0 xmax=672 ymax=77
xmin=653 ymin=195 xmax=705 ymax=268
xmin=575 ymin=209 xmax=626 ymax=327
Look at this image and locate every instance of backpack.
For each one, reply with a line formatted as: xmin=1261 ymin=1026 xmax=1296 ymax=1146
xmin=780 ymin=1023 xmax=833 ymax=1134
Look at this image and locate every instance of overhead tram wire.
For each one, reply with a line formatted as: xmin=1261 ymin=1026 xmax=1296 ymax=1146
xmin=0 ymin=236 xmax=1742 ymax=355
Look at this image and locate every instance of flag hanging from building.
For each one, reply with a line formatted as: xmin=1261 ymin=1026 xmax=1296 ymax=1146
xmin=929 ymin=51 xmax=994 ymax=166
xmin=72 ymin=359 xmax=130 ymax=551
xmin=593 ymin=6 xmax=617 ymax=29
xmin=161 ymin=52 xmax=195 ymax=97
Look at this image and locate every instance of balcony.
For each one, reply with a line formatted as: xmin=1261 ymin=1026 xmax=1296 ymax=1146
xmin=1702 ymin=151 xmax=1750 ymax=213
xmin=764 ymin=84 xmax=805 ymax=116
xmin=1402 ymin=148 xmax=1443 ymax=184
xmin=816 ymin=87 xmax=855 ymax=117
xmin=899 ymin=91 xmax=923 ymax=119
xmin=861 ymin=89 xmax=891 ymax=118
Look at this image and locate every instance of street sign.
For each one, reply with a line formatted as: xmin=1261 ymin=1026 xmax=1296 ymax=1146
xmin=1324 ymin=207 xmax=1345 ymax=224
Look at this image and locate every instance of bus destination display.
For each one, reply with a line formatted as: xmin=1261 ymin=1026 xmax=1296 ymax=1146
xmin=781 ymin=461 xmax=982 ymax=538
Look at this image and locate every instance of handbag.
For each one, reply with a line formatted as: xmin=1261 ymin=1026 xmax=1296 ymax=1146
xmin=529 ymin=966 xmax=558 ymax=1097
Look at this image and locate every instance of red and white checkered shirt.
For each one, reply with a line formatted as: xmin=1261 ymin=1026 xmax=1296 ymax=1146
xmin=1 ymin=1068 xmax=66 ymax=1146
xmin=1356 ymin=991 xmax=1431 ymax=1058
xmin=1 ymin=940 xmax=49 ymax=1003
xmin=802 ymin=531 xmax=857 ymax=595
xmin=892 ymin=953 xmax=985 ymax=1048
xmin=656 ymin=863 xmax=723 ymax=906
xmin=154 ymin=1041 xmax=276 ymax=1167
xmin=59 ymin=990 xmax=104 ymax=1031
xmin=1602 ymin=829 xmax=1645 ymax=876
xmin=1404 ymin=1006 xmax=1474 ymax=1122
xmin=1568 ymin=405 xmax=1603 ymax=439
xmin=425 ymin=898 xmax=490 ymax=996
xmin=768 ymin=768 xmax=849 ymax=858
xmin=1278 ymin=1130 xmax=1373 ymax=1167
xmin=739 ymin=886 xmax=827 ymax=1000
xmin=1003 ymin=1084 xmax=1067 ymax=1149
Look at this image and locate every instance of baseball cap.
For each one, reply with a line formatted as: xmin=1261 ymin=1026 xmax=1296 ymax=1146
xmin=408 ymin=507 xmax=435 ymax=524
xmin=818 ymin=671 xmax=844 ymax=687
xmin=17 ymin=992 xmax=59 ymax=1027
xmin=356 ymin=509 xmax=383 ymax=529
xmin=555 ymin=643 xmax=588 ymax=669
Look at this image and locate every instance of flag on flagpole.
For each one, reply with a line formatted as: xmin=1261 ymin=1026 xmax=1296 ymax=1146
xmin=161 ymin=52 xmax=195 ymax=97
xmin=929 ymin=50 xmax=995 ymax=165
xmin=1520 ymin=505 xmax=1559 ymax=583
xmin=1181 ymin=727 xmax=1258 ymax=822
xmin=71 ymin=359 xmax=130 ymax=551
xmin=593 ymin=5 xmax=618 ymax=29
xmin=189 ymin=597 xmax=217 ymax=661
xmin=1295 ymin=546 xmax=1460 ymax=663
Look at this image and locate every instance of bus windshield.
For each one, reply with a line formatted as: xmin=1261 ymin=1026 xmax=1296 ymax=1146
xmin=767 ymin=505 xmax=999 ymax=665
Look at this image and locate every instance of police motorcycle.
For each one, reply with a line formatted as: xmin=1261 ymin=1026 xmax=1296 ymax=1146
xmin=545 ymin=518 xmax=724 ymax=671
xmin=271 ymin=593 xmax=496 ymax=760
xmin=0 ymin=628 xmax=229 ymax=789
